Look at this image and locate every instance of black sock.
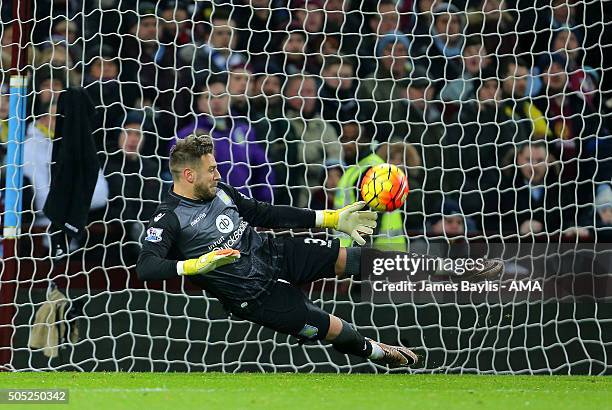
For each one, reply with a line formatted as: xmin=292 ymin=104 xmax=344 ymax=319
xmin=331 ymin=318 xmax=372 ymax=358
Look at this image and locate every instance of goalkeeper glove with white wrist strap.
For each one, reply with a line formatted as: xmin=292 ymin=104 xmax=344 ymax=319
xmin=177 ymin=249 xmax=241 ymax=276
xmin=316 ymin=201 xmax=378 ymax=246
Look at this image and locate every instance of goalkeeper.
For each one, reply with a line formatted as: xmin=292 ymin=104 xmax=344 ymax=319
xmin=137 ymin=134 xmax=499 ymax=368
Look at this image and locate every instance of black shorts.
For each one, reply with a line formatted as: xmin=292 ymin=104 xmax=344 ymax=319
xmin=276 ymin=236 xmax=340 ymax=285
xmin=230 ymin=236 xmax=340 ymax=341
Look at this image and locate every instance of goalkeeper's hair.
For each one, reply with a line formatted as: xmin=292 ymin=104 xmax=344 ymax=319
xmin=169 ymin=134 xmax=214 ymax=180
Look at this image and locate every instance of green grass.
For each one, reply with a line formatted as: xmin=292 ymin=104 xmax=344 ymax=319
xmin=0 ymin=373 xmax=610 ymax=410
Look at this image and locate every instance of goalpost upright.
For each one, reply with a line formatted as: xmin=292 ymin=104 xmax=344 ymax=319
xmin=1 ymin=0 xmax=31 ymax=369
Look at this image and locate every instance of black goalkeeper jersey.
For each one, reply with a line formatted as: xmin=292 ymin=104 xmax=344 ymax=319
xmin=136 ymin=182 xmax=315 ymax=306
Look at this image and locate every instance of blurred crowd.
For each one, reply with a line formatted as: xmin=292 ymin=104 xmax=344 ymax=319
xmin=0 ymin=0 xmax=610 ymax=260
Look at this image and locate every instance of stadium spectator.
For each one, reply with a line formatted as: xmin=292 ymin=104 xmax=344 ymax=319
xmin=536 ymin=54 xmax=600 ymax=186
xmin=157 ymin=0 xmax=195 ymax=114
xmin=284 ymin=74 xmax=341 ymax=207
xmin=248 ymin=72 xmax=295 ymax=208
xmin=501 ymin=142 xmax=575 ymax=236
xmin=563 ymin=183 xmax=612 ymax=243
xmin=550 ymin=28 xmax=580 ymax=68
xmin=383 ymin=138 xmax=422 ymax=182
xmin=23 ymin=100 xmax=108 ymax=229
xmin=174 ymin=76 xmax=274 ymax=202
xmin=120 ymin=2 xmax=177 ymax=110
xmin=83 ymin=54 xmax=122 ymax=152
xmin=428 ymin=199 xmax=467 ymax=239
xmin=370 ymin=1 xmax=401 ymax=38
xmin=29 ymin=0 xmax=81 ymax=45
xmin=275 ymin=26 xmax=320 ymax=75
xmin=551 ymin=0 xmax=580 ymax=31
xmin=375 ymin=31 xmax=412 ymax=79
xmin=293 ymin=0 xmax=325 ymax=36
xmin=439 ymin=36 xmax=494 ymax=103
xmin=543 ymin=28 xmax=599 ymax=108
xmin=227 ymin=63 xmax=253 ymax=119
xmin=50 ymin=20 xmax=83 ymax=70
xmin=357 ymin=0 xmax=401 ymax=76
xmin=250 ymin=71 xmax=283 ymax=123
xmin=232 ymin=0 xmax=287 ymax=64
xmin=33 ymin=25 xmax=82 ymax=88
xmin=319 ymin=56 xmax=358 ymax=134
xmin=446 ymin=73 xmax=523 ymax=231
xmin=320 ymin=32 xmax=342 ymax=56
xmin=249 ymin=71 xmax=288 ymax=143
xmin=514 ymin=0 xmax=556 ymax=56
xmin=400 ymin=70 xmax=446 ymax=189
xmin=465 ymin=0 xmax=517 ymax=56
xmin=308 ymin=165 xmax=343 ymax=211
xmin=405 ymin=0 xmax=438 ymax=45
xmin=179 ymin=10 xmax=246 ymax=75
xmin=105 ymin=111 xmax=162 ymax=260
xmin=322 ymin=164 xmax=343 ymax=209
xmin=419 ymin=2 xmax=466 ymax=98
xmin=292 ymin=0 xmax=329 ymax=65
xmin=84 ymin=54 xmax=119 ymax=86
xmin=410 ymin=198 xmax=474 ymax=259
xmin=499 ymin=58 xmax=551 ymax=140
xmin=356 ymin=31 xmax=414 ymax=141
xmin=158 ymin=1 xmax=192 ymax=48
xmin=322 ymin=0 xmax=362 ymax=53
xmin=396 ymin=0 xmax=417 ymax=33
xmin=31 ymin=68 xmax=66 ymax=119
xmin=593 ymin=184 xmax=612 ymax=242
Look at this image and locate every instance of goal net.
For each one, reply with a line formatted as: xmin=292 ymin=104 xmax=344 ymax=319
xmin=1 ymin=0 xmax=610 ymax=374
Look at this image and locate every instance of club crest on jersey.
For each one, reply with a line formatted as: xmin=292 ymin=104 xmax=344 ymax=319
xmin=145 ymin=227 xmax=164 ymax=243
xmin=217 ymin=190 xmax=232 ymax=206
xmin=215 ymin=214 xmax=234 ymax=233
xmin=153 ymin=213 xmax=165 ymax=222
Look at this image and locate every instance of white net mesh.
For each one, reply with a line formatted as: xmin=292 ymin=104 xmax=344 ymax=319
xmin=0 ymin=0 xmax=610 ymax=373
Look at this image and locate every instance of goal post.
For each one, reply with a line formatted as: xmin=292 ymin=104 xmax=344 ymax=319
xmin=1 ymin=0 xmax=31 ymax=370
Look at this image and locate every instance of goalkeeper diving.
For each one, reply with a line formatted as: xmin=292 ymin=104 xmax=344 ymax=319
xmin=137 ymin=134 xmax=502 ymax=368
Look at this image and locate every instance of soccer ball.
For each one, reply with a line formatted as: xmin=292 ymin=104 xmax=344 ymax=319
xmin=360 ymin=163 xmax=409 ymax=212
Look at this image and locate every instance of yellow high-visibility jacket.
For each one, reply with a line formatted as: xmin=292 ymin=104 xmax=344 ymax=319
xmin=334 ymin=153 xmax=407 ymax=251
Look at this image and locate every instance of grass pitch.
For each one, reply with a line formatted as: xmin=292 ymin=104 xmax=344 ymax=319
xmin=1 ymin=372 xmax=610 ymax=410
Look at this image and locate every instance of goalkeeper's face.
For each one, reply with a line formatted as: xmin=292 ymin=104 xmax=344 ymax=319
xmin=193 ymin=154 xmax=221 ymax=200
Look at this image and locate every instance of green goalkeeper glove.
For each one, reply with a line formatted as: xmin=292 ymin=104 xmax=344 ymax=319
xmin=317 ymin=201 xmax=378 ymax=246
xmin=179 ymin=249 xmax=241 ymax=276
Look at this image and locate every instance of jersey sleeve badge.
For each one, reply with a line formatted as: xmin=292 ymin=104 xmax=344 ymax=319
xmin=145 ymin=227 xmax=164 ymax=243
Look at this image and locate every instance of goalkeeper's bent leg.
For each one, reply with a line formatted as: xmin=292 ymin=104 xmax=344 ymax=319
xmin=326 ymin=315 xmax=417 ymax=368
xmin=325 ymin=315 xmax=371 ymax=357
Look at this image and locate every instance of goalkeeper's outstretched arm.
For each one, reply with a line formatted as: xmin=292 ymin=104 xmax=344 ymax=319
xmin=219 ymin=182 xmax=317 ymax=229
xmin=221 ymin=183 xmax=377 ymax=245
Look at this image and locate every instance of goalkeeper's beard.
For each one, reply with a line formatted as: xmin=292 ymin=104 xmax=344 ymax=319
xmin=194 ymin=180 xmax=216 ymax=201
